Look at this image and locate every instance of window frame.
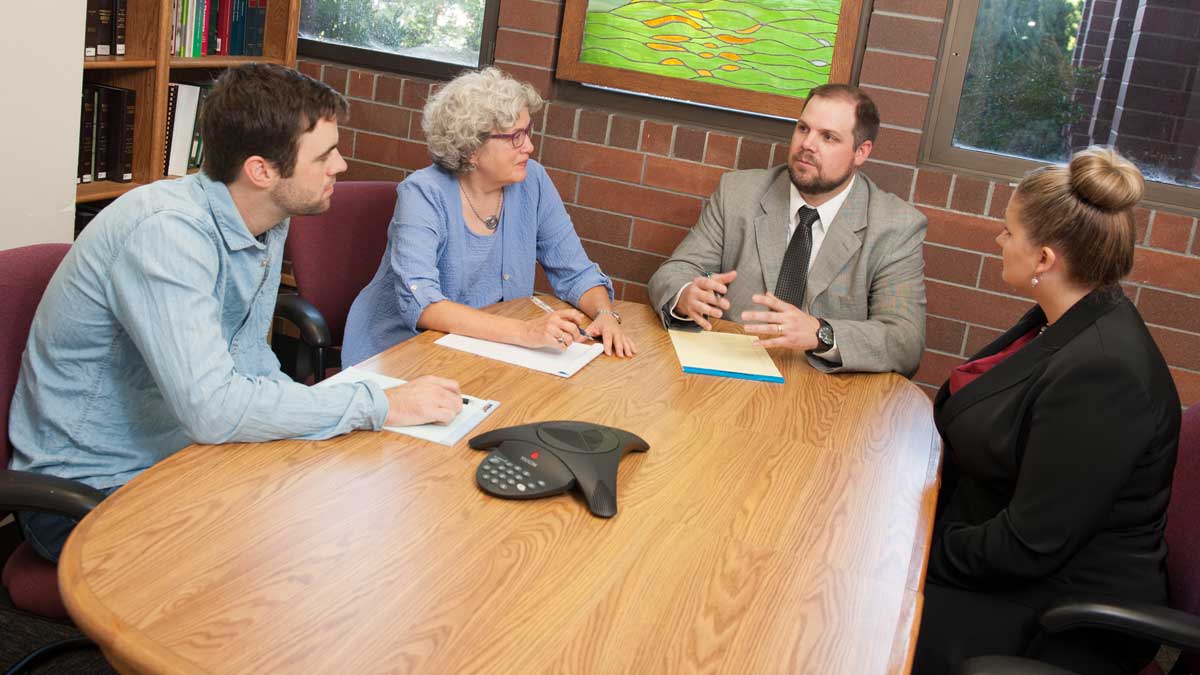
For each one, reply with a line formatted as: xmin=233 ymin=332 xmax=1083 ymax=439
xmin=924 ymin=0 xmax=1200 ymax=212
xmin=296 ymin=0 xmax=503 ymax=82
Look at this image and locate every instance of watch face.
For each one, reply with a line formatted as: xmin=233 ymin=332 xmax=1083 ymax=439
xmin=817 ymin=324 xmax=834 ymax=347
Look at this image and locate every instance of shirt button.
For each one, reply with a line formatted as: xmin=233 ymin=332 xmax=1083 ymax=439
xmin=410 ymin=284 xmax=418 ymax=291
xmin=502 ymin=273 xmax=510 ymax=281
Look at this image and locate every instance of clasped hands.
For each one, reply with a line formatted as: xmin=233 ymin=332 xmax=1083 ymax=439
xmin=674 ymin=269 xmax=820 ymax=351
xmin=521 ymin=307 xmax=636 ymax=357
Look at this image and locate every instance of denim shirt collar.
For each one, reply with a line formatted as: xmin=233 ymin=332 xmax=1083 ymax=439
xmin=197 ymin=172 xmax=281 ymax=252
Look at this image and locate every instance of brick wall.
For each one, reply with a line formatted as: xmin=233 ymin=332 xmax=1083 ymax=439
xmin=298 ymin=0 xmax=1200 ymax=405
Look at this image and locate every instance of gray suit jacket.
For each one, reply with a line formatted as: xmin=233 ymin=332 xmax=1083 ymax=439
xmin=647 ymin=167 xmax=927 ymax=377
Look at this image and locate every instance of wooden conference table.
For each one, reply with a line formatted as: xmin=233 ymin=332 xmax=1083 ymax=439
xmin=59 ymin=299 xmax=941 ymax=674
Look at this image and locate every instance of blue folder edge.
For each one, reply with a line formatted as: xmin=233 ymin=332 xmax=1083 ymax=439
xmin=681 ymin=365 xmax=784 ymax=384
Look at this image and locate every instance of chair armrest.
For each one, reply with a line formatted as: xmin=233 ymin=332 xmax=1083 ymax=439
xmin=1040 ymin=599 xmax=1200 ymax=652
xmin=274 ymin=293 xmax=332 ymax=348
xmin=0 ymin=469 xmax=107 ymax=521
xmin=958 ymin=655 xmax=1079 ymax=675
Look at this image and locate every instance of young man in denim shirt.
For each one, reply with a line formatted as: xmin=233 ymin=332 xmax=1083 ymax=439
xmin=9 ymin=64 xmax=463 ymax=561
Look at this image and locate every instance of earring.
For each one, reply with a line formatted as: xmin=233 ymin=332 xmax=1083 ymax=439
xmin=1031 ymin=275 xmax=1040 ymax=287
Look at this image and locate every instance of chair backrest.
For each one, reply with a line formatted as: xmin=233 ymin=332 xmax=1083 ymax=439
xmin=1167 ymin=402 xmax=1200 ymax=668
xmin=0 ymin=244 xmax=71 ymax=470
xmin=285 ymin=181 xmax=396 ymax=346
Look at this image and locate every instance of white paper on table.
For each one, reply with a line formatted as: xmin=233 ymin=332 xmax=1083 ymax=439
xmin=433 ymin=333 xmax=603 ymax=378
xmin=316 ymin=366 xmax=500 ymax=446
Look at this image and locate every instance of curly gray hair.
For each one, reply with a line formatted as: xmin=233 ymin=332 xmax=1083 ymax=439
xmin=422 ymin=68 xmax=544 ymax=173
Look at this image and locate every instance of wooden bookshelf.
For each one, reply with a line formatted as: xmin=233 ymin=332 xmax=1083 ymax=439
xmin=76 ymin=0 xmax=301 ymax=204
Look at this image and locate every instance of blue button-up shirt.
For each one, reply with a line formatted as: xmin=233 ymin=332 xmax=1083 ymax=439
xmin=341 ymin=160 xmax=613 ymax=365
xmin=8 ymin=173 xmax=388 ymax=491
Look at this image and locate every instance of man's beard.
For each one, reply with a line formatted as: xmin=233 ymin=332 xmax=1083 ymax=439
xmin=788 ymin=158 xmax=853 ymax=197
xmin=271 ymin=180 xmax=330 ymax=217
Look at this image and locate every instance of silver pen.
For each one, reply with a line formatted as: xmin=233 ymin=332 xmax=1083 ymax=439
xmin=529 ymin=295 xmax=590 ymax=339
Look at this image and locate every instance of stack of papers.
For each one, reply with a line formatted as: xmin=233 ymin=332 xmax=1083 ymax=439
xmin=434 ymin=333 xmax=603 ymax=378
xmin=317 ymin=367 xmax=500 ymax=445
xmin=667 ymin=329 xmax=785 ymax=383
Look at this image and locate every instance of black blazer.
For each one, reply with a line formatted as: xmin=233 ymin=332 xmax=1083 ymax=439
xmin=928 ymin=286 xmax=1180 ymax=610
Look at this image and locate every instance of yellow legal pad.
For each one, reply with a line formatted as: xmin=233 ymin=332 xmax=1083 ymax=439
xmin=667 ymin=329 xmax=785 ymax=383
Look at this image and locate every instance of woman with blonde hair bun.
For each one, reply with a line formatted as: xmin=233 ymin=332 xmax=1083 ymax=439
xmin=913 ymin=147 xmax=1180 ymax=674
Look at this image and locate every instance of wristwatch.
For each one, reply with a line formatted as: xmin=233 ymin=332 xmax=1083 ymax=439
xmin=596 ymin=309 xmax=621 ymax=324
xmin=812 ymin=318 xmax=835 ymax=354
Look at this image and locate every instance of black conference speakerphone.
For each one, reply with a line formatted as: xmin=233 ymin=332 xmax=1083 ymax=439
xmin=468 ymin=421 xmax=649 ymax=518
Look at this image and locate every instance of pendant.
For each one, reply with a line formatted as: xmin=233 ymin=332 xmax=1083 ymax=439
xmin=484 ymin=215 xmax=500 ymax=230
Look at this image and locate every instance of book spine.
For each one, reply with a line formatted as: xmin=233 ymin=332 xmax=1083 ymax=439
xmin=85 ymin=0 xmax=100 ymax=57
xmin=163 ymin=83 xmax=178 ymax=176
xmin=217 ymin=0 xmax=232 ymax=55
xmin=93 ymin=86 xmax=112 ymax=181
xmin=188 ymin=88 xmax=208 ymax=169
xmin=96 ymin=0 xmax=113 ymax=56
xmin=207 ymin=0 xmax=220 ymax=55
xmin=197 ymin=0 xmax=209 ymax=56
xmin=113 ymin=0 xmax=126 ymax=55
xmin=120 ymin=89 xmax=136 ymax=182
xmin=249 ymin=0 xmax=265 ymax=56
xmin=229 ymin=0 xmax=244 ymax=57
xmin=79 ymin=87 xmax=97 ymax=183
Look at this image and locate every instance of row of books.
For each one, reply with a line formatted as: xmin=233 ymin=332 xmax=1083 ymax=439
xmin=171 ymin=0 xmax=268 ymax=58
xmin=163 ymin=82 xmax=213 ymax=177
xmin=84 ymin=0 xmax=128 ymax=57
xmin=78 ymin=84 xmax=136 ymax=185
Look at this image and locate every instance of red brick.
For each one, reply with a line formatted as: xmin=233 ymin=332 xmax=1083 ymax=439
xmin=541 ymin=137 xmax=643 ymax=183
xmin=862 ymin=161 xmax=913 ymax=199
xmin=860 ymin=50 xmax=937 ymax=93
xmin=578 ymin=177 xmax=704 ymax=227
xmin=951 ymin=176 xmax=989 ymax=214
xmin=643 ymin=156 xmax=724 ymax=196
xmin=925 ymin=315 xmax=966 ymax=354
xmin=410 ymin=111 xmax=425 ymax=141
xmin=534 ymin=264 xmax=551 ymax=293
xmin=322 ymin=65 xmax=348 ymax=93
xmin=610 ymin=278 xmax=626 ymax=300
xmin=1149 ymin=212 xmax=1195 ymax=253
xmin=914 ymin=170 xmax=952 ymax=207
xmin=964 ymin=325 xmax=1005 ymax=355
xmin=578 ymin=110 xmax=609 ymax=144
xmin=342 ymin=159 xmax=406 ymax=183
xmin=921 ymin=206 xmax=1003 ymax=253
xmin=860 ymin=86 xmax=928 ymax=130
xmin=771 ymin=143 xmax=789 ymax=168
xmin=353 ymin=133 xmax=429 ymax=171
xmin=545 ymin=168 xmax=577 ymax=202
xmin=978 ymin=256 xmax=1012 ymax=294
xmin=737 ymin=138 xmax=773 ymax=169
xmin=402 ymin=80 xmax=430 ymax=110
xmin=297 ymin=60 xmax=321 ymax=80
xmin=1172 ymin=367 xmax=1200 ymax=408
xmin=673 ymin=127 xmax=706 ymax=162
xmin=338 ymin=130 xmax=355 ymax=159
xmin=1135 ymin=207 xmax=1150 ymax=245
xmin=348 ymin=70 xmax=375 ymax=99
xmin=376 ymin=75 xmax=403 ymax=105
xmin=565 ymin=205 xmax=631 ymax=247
xmin=1148 ymin=326 xmax=1200 ymax=372
xmin=642 ymin=121 xmax=673 ymax=155
xmin=622 ymin=282 xmax=651 ymax=305
xmin=579 ymin=240 xmax=665 ymax=284
xmin=927 ymin=280 xmax=1032 ymax=329
xmin=545 ymin=103 xmax=577 ymax=138
xmin=872 ymin=0 xmax=948 ymax=19
xmin=1130 ymin=248 xmax=1200 ymax=295
xmin=359 ymin=102 xmax=410 ymax=138
xmin=924 ymin=244 xmax=981 ymax=286
xmin=497 ymin=63 xmax=553 ymax=99
xmin=495 ymin=28 xmax=557 ymax=69
xmin=632 ymin=220 xmax=689 ymax=256
xmin=913 ymin=350 xmax=965 ymax=390
xmin=499 ymin=0 xmax=561 ymax=34
xmin=704 ymin=133 xmax=739 ymax=168
xmin=988 ymin=182 xmax=1015 ymax=219
xmin=866 ymin=14 xmax=943 ymax=57
xmin=1140 ymin=288 xmax=1200 ymax=335
xmin=871 ymin=126 xmax=920 ymax=164
xmin=610 ymin=115 xmax=640 ymax=150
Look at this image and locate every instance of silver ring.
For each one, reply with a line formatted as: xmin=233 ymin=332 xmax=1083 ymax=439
xmin=776 ymin=324 xmax=782 ymax=335
xmin=556 ymin=335 xmax=566 ymax=345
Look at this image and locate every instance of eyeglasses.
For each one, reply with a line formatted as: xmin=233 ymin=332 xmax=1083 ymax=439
xmin=488 ymin=122 xmax=535 ymax=148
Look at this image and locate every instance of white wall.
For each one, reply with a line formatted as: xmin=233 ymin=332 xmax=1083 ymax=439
xmin=0 ymin=3 xmax=85 ymax=250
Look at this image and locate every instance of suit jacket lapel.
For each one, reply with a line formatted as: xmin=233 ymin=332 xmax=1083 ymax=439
xmin=755 ymin=169 xmax=793 ymax=295
xmin=805 ymin=175 xmax=867 ymax=309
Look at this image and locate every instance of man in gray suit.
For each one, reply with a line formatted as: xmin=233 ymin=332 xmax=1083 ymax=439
xmin=647 ymin=84 xmax=926 ymax=377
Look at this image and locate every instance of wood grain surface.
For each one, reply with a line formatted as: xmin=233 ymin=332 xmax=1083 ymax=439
xmin=59 ymin=299 xmax=941 ymax=674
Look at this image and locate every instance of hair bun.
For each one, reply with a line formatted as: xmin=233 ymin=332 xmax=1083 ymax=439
xmin=1068 ymin=146 xmax=1144 ymax=212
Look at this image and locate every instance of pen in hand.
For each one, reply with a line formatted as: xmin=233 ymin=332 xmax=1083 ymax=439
xmin=529 ymin=295 xmax=590 ymax=339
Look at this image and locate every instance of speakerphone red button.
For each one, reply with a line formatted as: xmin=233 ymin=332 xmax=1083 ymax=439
xmin=531 ymin=452 xmax=539 ymax=460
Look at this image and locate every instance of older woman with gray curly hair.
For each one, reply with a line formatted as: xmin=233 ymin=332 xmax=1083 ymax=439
xmin=343 ymin=68 xmax=635 ymax=364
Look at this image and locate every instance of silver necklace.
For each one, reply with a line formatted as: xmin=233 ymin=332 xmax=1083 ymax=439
xmin=461 ymin=184 xmax=502 ymax=231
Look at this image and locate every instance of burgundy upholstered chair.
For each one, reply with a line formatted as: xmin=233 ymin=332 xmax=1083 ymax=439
xmin=1 ymin=243 xmax=106 ymax=670
xmin=273 ymin=181 xmax=396 ymax=382
xmin=959 ymin=402 xmax=1200 ymax=675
